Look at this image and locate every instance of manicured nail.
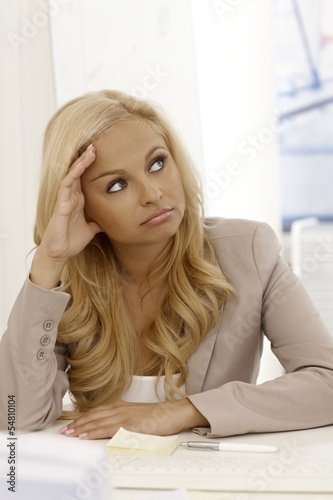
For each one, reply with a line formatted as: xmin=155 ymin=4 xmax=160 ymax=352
xmin=86 ymin=144 xmax=94 ymax=152
xmin=59 ymin=426 xmax=68 ymax=434
xmin=79 ymin=433 xmax=88 ymax=439
xmin=65 ymin=429 xmax=75 ymax=436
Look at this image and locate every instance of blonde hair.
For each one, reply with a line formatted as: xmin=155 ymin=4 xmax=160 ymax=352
xmin=34 ymin=89 xmax=233 ymax=412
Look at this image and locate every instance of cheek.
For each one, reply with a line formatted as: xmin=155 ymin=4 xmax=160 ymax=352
xmin=83 ymin=194 xmax=98 ymax=222
xmin=179 ymin=182 xmax=186 ymax=201
xmin=173 ymin=173 xmax=186 ymax=203
xmin=83 ymin=192 xmax=109 ymax=226
xmin=84 ymin=197 xmax=130 ymax=233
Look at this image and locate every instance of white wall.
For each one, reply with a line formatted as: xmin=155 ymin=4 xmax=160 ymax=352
xmin=0 ymin=0 xmax=55 ymax=333
xmin=191 ymin=0 xmax=282 ymax=235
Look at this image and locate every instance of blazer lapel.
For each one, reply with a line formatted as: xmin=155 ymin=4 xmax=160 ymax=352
xmin=185 ymin=310 xmax=222 ymax=395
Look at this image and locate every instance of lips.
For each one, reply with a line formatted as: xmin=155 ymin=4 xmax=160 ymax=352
xmin=141 ymin=208 xmax=174 ymax=225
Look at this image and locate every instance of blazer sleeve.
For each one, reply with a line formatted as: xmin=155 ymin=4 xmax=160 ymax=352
xmin=188 ymin=221 xmax=333 ymax=437
xmin=0 ymin=278 xmax=71 ymax=431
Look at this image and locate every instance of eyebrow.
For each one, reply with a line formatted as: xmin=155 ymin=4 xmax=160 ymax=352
xmin=90 ymin=145 xmax=168 ymax=182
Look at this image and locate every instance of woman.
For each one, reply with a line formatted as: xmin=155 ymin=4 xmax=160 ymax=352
xmin=0 ymin=90 xmax=332 ymax=439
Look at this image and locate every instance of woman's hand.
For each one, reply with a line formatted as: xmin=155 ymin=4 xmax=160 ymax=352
xmin=59 ymin=399 xmax=209 ymax=440
xmin=30 ymin=145 xmax=103 ymax=289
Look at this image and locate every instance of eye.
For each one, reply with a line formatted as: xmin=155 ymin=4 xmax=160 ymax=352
xmin=149 ymin=155 xmax=167 ymax=173
xmin=106 ymin=179 xmax=127 ymax=193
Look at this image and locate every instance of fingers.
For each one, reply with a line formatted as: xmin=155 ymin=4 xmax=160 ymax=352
xmin=59 ymin=406 xmax=119 ymax=440
xmin=58 ymin=401 xmax=175 ymax=440
xmin=74 ymin=143 xmax=96 ymax=171
xmin=55 ymin=144 xmax=96 ymax=210
xmin=64 ymin=144 xmax=96 ymax=185
xmin=63 ymin=422 xmax=118 ymax=440
xmin=58 ymin=402 xmax=140 ymax=440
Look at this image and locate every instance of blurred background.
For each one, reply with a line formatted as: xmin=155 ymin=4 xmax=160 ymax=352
xmin=1 ymin=0 xmax=332 ymax=380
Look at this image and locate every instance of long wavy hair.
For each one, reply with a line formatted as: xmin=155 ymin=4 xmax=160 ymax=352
xmin=34 ymin=89 xmax=233 ymax=412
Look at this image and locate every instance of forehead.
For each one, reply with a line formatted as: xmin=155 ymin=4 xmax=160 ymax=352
xmin=93 ymin=120 xmax=167 ymax=160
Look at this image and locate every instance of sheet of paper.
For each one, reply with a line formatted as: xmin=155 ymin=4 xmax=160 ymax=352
xmin=106 ymin=427 xmax=179 ymax=456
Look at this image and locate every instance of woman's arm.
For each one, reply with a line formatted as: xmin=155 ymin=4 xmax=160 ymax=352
xmin=58 ymin=397 xmax=208 ymax=439
xmin=188 ymin=222 xmax=333 ymax=436
xmin=0 ymin=279 xmax=70 ymax=431
xmin=0 ymin=145 xmax=102 ymax=431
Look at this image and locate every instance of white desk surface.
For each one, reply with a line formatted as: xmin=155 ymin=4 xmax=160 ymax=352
xmin=1 ymin=420 xmax=333 ymax=500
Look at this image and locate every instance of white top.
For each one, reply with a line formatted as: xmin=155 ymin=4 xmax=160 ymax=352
xmin=121 ymin=374 xmax=185 ymax=403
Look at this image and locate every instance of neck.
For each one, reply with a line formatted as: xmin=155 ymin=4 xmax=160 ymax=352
xmin=112 ymin=240 xmax=172 ymax=285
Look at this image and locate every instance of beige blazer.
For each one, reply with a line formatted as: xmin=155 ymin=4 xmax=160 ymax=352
xmin=1 ymin=218 xmax=333 ymax=435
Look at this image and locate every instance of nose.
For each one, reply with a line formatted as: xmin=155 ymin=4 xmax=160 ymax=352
xmin=138 ymin=178 xmax=162 ymax=206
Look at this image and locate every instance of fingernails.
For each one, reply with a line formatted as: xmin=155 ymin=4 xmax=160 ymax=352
xmin=84 ymin=148 xmax=95 ymax=161
xmin=59 ymin=425 xmax=75 ymax=437
xmin=86 ymin=144 xmax=94 ymax=152
xmin=79 ymin=433 xmax=88 ymax=439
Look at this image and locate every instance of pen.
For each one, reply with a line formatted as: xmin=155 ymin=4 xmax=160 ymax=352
xmin=180 ymin=441 xmax=279 ymax=453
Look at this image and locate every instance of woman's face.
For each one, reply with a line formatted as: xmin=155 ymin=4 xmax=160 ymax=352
xmin=80 ymin=120 xmax=186 ymax=252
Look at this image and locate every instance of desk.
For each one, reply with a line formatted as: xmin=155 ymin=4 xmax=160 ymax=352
xmin=1 ymin=422 xmax=333 ymax=500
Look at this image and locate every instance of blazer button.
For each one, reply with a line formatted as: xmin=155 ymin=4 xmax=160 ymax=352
xmin=36 ymin=349 xmax=46 ymax=360
xmin=40 ymin=335 xmax=50 ymax=346
xmin=43 ymin=320 xmax=54 ymax=331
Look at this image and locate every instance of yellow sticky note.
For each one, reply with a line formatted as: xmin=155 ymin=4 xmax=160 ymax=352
xmin=106 ymin=427 xmax=180 ymax=456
